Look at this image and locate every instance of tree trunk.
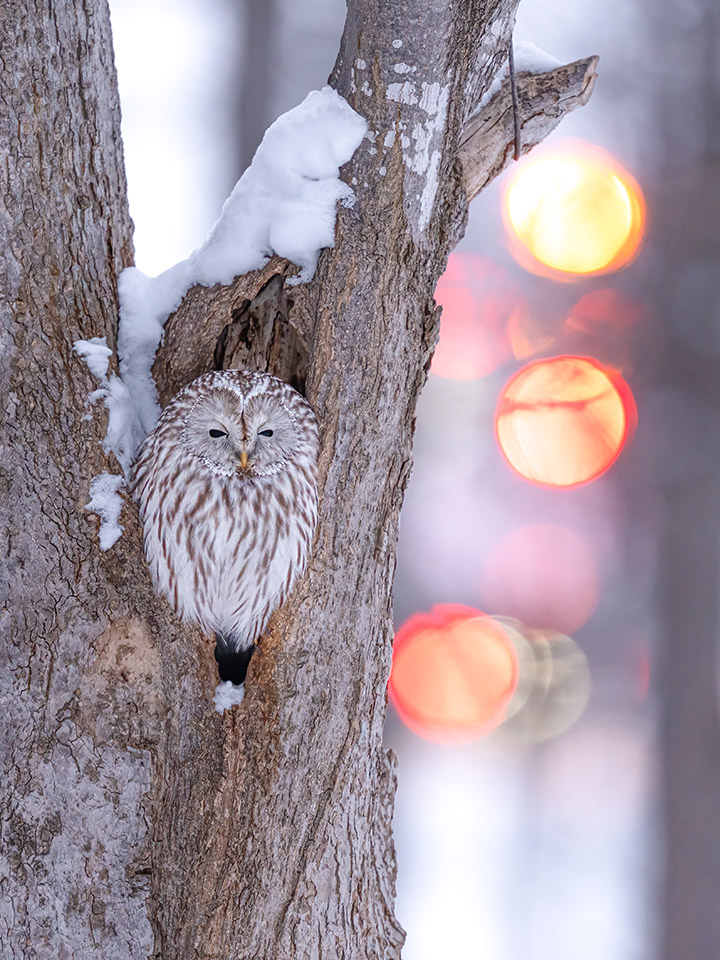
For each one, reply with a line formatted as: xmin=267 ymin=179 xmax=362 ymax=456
xmin=0 ymin=1 xmax=595 ymax=957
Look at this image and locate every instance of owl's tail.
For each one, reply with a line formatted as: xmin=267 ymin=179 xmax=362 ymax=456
xmin=214 ymin=634 xmax=255 ymax=686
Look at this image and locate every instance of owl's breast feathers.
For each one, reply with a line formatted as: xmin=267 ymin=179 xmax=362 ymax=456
xmin=132 ymin=375 xmax=318 ymax=655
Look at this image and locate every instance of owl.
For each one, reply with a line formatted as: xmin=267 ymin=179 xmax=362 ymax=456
xmin=132 ymin=370 xmax=319 ymax=686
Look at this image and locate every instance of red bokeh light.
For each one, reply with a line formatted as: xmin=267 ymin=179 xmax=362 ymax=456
xmin=481 ymin=525 xmax=599 ymax=636
xmin=432 ymin=253 xmax=521 ymax=380
xmin=389 ymin=604 xmax=519 ymax=743
xmin=565 ymin=288 xmax=647 ymax=337
xmin=495 ymin=355 xmax=636 ymax=488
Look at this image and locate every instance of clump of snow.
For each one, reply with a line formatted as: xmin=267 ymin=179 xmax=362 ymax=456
xmin=514 ymin=40 xmax=562 ymax=73
xmin=74 ymin=335 xmax=139 ymax=474
xmin=85 ymin=473 xmax=125 ymax=550
xmin=474 ymin=40 xmax=563 ymax=115
xmin=196 ymin=87 xmax=367 ymax=286
xmin=73 ymin=337 xmax=112 ymax=379
xmin=74 ymin=86 xmax=367 ymax=554
xmin=214 ymin=681 xmax=245 ymax=712
xmin=392 ymin=39 xmax=403 ymax=49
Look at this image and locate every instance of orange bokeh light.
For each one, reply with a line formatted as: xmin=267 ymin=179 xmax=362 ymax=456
xmin=432 ymin=253 xmax=520 ymax=380
xmin=507 ymin=300 xmax=557 ymax=361
xmin=481 ymin=525 xmax=598 ymax=636
xmin=503 ymin=143 xmax=645 ymax=279
xmin=389 ymin=605 xmax=519 ymax=743
xmin=495 ymin=355 xmax=636 ymax=488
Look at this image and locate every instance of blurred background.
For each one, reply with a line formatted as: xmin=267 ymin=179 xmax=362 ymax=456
xmin=109 ymin=1 xmax=720 ymax=957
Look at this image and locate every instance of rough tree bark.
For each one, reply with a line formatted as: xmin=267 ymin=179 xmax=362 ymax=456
xmin=0 ymin=1 xmax=595 ymax=958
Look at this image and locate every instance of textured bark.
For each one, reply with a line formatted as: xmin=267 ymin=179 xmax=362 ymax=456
xmin=0 ymin=2 xmax=157 ymax=957
xmin=0 ymin=1 xmax=596 ymax=958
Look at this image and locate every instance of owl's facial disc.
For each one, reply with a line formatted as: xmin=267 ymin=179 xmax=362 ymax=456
xmin=182 ymin=386 xmax=301 ymax=477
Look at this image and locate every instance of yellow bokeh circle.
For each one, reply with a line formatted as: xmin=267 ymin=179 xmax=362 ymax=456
xmin=503 ymin=143 xmax=645 ymax=278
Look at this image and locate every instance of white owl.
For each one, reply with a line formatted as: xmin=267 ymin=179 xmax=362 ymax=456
xmin=132 ymin=370 xmax=319 ymax=686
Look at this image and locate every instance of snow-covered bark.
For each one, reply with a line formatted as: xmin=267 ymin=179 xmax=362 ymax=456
xmin=0 ymin=0 xmax=596 ymax=957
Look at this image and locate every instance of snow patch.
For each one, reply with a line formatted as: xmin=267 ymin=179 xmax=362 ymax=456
xmin=392 ymin=39 xmax=403 ymax=49
xmin=85 ymin=473 xmax=125 ymax=550
xmin=356 ymin=58 xmax=367 ymax=70
xmin=515 ymin=40 xmax=562 ymax=72
xmin=214 ymin=681 xmax=245 ymax=712
xmin=394 ymin=62 xmax=416 ymax=75
xmin=73 ymin=337 xmax=112 ymax=379
xmin=74 ymin=336 xmax=138 ymax=474
xmin=187 ymin=86 xmax=367 ymax=288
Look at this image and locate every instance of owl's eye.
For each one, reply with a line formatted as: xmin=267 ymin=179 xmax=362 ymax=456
xmin=258 ymin=429 xmax=274 ymax=437
xmin=209 ymin=429 xmax=227 ymax=438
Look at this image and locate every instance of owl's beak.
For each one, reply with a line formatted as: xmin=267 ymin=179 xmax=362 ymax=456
xmin=239 ymin=449 xmax=248 ymax=470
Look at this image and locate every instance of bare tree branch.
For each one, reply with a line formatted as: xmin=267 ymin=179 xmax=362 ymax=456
xmin=460 ymin=55 xmax=599 ymax=201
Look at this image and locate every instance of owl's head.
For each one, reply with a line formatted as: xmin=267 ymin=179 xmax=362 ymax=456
xmin=178 ymin=371 xmax=317 ymax=478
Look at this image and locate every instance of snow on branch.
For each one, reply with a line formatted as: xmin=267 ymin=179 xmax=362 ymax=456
xmin=460 ymin=53 xmax=599 ymax=201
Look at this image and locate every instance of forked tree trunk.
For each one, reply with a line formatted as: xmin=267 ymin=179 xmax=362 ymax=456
xmin=0 ymin=1 xmax=595 ymax=957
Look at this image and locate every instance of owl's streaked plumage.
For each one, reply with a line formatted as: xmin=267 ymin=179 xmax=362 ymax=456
xmin=132 ymin=370 xmax=319 ymax=685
